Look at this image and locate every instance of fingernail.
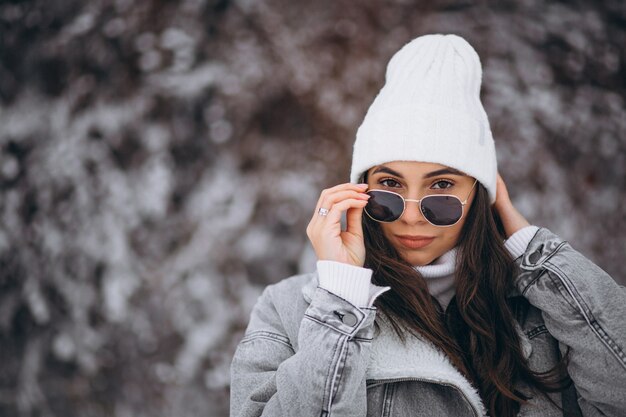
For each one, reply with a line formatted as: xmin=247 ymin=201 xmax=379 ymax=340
xmin=357 ymin=183 xmax=368 ymax=188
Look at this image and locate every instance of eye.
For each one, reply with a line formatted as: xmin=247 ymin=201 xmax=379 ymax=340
xmin=379 ymin=178 xmax=402 ymax=188
xmin=431 ymin=179 xmax=454 ymax=190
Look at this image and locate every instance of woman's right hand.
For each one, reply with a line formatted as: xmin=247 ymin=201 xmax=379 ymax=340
xmin=306 ymin=183 xmax=371 ymax=267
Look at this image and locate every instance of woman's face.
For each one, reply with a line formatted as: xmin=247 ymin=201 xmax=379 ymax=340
xmin=366 ymin=161 xmax=477 ymax=266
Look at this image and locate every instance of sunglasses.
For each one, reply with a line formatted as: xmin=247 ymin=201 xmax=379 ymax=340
xmin=364 ymin=179 xmax=478 ymax=226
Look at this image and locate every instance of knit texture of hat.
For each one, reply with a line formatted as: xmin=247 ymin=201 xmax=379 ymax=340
xmin=350 ymin=34 xmax=498 ymax=203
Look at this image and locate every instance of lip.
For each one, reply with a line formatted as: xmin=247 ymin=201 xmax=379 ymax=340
xmin=395 ymin=235 xmax=435 ymax=249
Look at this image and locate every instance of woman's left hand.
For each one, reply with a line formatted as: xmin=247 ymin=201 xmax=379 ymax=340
xmin=493 ymin=173 xmax=530 ymax=238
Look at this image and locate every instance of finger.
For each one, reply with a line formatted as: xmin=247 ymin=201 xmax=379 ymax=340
xmin=318 ymin=190 xmax=369 ymax=212
xmin=311 ymin=189 xmax=369 ymax=224
xmin=494 ymin=173 xmax=510 ymax=204
xmin=315 ymin=183 xmax=369 ymax=213
xmin=323 ymin=198 xmax=368 ymax=228
xmin=311 ymin=202 xmax=365 ymax=236
xmin=345 ymin=204 xmax=365 ymax=238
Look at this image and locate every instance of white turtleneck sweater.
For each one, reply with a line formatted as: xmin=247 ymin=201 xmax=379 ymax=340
xmin=317 ymin=225 xmax=539 ymax=309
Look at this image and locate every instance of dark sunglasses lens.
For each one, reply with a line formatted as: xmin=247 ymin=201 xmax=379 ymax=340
xmin=365 ymin=191 xmax=404 ymax=222
xmin=421 ymin=196 xmax=462 ymax=226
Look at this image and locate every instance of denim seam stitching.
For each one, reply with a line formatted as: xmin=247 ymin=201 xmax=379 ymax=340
xmin=382 ymin=382 xmax=395 ymax=417
xmin=322 ymin=332 xmax=342 ymax=414
xmin=382 ymin=383 xmax=390 ymax=417
xmin=316 ymin=287 xmax=369 ymax=315
xmin=521 ymin=270 xmax=548 ymax=297
xmin=520 ymin=241 xmax=567 ymax=270
xmin=544 ymin=261 xmax=626 ymax=369
xmin=328 ymin=336 xmax=349 ymax=415
xmin=525 ymin=325 xmax=548 ymax=340
xmin=353 ymin=336 xmax=373 ymax=342
xmin=332 ymin=340 xmax=351 ymax=401
xmin=304 ymin=314 xmax=355 ymax=337
xmin=240 ymin=331 xmax=294 ymax=351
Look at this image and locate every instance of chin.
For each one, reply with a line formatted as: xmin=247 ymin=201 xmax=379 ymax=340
xmin=401 ymin=251 xmax=437 ymax=266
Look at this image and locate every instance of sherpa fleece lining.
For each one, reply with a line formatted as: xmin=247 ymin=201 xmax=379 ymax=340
xmin=302 ymin=275 xmax=490 ymax=417
xmin=367 ymin=313 xmax=487 ymax=416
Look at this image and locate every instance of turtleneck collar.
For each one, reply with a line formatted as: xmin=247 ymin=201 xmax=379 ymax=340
xmin=412 ymin=247 xmax=458 ymax=310
xmin=412 ymin=247 xmax=458 ymax=278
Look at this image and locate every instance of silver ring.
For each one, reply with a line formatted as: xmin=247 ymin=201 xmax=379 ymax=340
xmin=318 ymin=207 xmax=330 ymax=217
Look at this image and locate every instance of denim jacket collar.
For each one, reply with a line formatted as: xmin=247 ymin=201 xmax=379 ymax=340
xmin=302 ymin=273 xmax=490 ymax=416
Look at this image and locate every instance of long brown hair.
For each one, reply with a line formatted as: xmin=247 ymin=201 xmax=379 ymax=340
xmin=360 ymin=172 xmax=572 ymax=417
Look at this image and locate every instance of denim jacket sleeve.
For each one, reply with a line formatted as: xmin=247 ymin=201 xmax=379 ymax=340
xmin=514 ymin=227 xmax=626 ymax=416
xmin=230 ymin=279 xmax=378 ymax=417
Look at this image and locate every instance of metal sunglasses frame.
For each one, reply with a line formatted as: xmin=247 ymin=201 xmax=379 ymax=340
xmin=364 ymin=179 xmax=478 ymax=227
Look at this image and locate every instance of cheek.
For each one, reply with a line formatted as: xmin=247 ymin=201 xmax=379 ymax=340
xmin=446 ymin=226 xmax=463 ymax=245
xmin=444 ymin=213 xmax=469 ymax=244
xmin=380 ymin=223 xmax=394 ymax=239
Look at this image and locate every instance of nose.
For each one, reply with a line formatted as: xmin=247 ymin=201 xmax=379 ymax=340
xmin=401 ymin=200 xmax=428 ymax=225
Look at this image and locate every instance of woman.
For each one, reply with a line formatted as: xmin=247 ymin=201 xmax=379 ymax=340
xmin=230 ymin=34 xmax=626 ymax=417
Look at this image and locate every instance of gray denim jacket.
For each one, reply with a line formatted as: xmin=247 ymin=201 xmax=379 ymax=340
xmin=230 ymin=228 xmax=626 ymax=416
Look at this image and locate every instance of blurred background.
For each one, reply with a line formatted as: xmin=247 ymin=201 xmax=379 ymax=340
xmin=1 ymin=0 xmax=625 ymax=416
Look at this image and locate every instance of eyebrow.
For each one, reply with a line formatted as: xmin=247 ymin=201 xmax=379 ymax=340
xmin=371 ymin=166 xmax=466 ymax=179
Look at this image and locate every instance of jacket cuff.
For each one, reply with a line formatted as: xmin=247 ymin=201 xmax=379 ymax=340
xmin=504 ymin=225 xmax=540 ymax=259
xmin=317 ymin=260 xmax=390 ymax=308
xmin=306 ymin=287 xmax=378 ymax=338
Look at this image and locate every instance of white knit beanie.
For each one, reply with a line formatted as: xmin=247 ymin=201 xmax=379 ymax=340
xmin=350 ymin=34 xmax=497 ymax=203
